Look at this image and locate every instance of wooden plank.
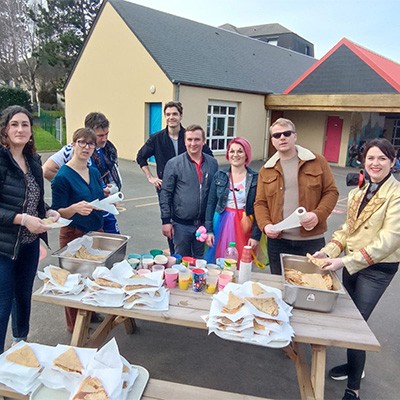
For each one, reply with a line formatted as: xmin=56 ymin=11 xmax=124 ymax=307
xmin=70 ymin=309 xmax=90 ymax=347
xmin=0 ymin=383 xmax=28 ymax=399
xmin=85 ymin=314 xmax=118 ymax=348
xmin=291 ymin=343 xmax=315 ymax=400
xmin=142 ymin=379 xmax=270 ymax=400
xmin=310 ymin=345 xmax=326 ymax=400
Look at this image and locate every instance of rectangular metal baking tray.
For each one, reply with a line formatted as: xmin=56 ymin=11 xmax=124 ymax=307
xmin=281 ymin=253 xmax=345 ymax=312
xmin=51 ymin=231 xmax=130 ymax=277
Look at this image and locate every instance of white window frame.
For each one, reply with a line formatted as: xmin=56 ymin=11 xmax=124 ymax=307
xmin=206 ymin=101 xmax=238 ymax=153
xmin=392 ymin=119 xmax=400 ymax=148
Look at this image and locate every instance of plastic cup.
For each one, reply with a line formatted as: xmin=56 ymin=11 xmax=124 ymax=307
xmin=178 ymin=267 xmax=191 ymax=290
xmin=152 ymin=264 xmax=165 ymax=276
xmin=128 ymin=253 xmax=141 ymax=260
xmin=127 ymin=258 xmax=140 ymax=269
xmin=205 ymin=275 xmax=218 ymax=294
xmin=182 ymin=256 xmax=196 ymax=267
xmin=150 ymin=249 xmax=164 ymax=257
xmin=137 ymin=268 xmax=151 ymax=275
xmin=206 ymin=263 xmax=220 ymax=271
xmin=207 ymin=268 xmax=221 ymax=277
xmin=216 ymin=258 xmax=225 ymax=268
xmin=164 ymin=268 xmax=178 ymax=288
xmin=171 ymin=254 xmax=182 ymax=264
xmin=195 ymin=259 xmax=207 ymax=269
xmin=166 ymin=256 xmax=176 ymax=268
xmin=218 ymin=273 xmax=233 ymax=291
xmin=192 ymin=268 xmax=206 ymax=292
xmin=154 ymin=254 xmax=168 ymax=266
xmin=141 ymin=253 xmax=153 ymax=260
xmin=141 ymin=258 xmax=154 ymax=269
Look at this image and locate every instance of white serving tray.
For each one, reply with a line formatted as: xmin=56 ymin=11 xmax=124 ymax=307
xmin=29 ymin=365 xmax=149 ymax=400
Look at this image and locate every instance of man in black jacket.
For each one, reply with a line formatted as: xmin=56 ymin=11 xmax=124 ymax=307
xmin=136 ymin=101 xmax=213 ymax=253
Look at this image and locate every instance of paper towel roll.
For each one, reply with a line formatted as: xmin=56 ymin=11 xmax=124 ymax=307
xmin=270 ymin=207 xmax=308 ymax=231
xmin=101 ymin=192 xmax=124 ymax=205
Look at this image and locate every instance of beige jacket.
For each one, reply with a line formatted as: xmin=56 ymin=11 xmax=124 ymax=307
xmin=321 ymin=175 xmax=400 ymax=274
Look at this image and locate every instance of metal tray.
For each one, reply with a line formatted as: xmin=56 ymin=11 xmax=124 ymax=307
xmin=51 ymin=231 xmax=130 ymax=277
xmin=29 ymin=364 xmax=149 ymax=400
xmin=281 ymin=253 xmax=345 ymax=312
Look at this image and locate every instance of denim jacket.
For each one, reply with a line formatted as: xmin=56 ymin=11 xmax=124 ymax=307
xmin=205 ymin=167 xmax=261 ymax=240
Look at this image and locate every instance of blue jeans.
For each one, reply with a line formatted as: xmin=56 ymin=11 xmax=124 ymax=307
xmin=102 ymin=212 xmax=120 ymax=234
xmin=0 ymin=238 xmax=40 ymax=353
xmin=172 ymin=222 xmax=204 ymax=258
xmin=267 ymin=237 xmax=326 ymax=274
xmin=344 ymin=263 xmax=398 ymax=390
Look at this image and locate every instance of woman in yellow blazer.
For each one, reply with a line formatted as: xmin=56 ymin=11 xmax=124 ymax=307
xmin=314 ymin=138 xmax=400 ymax=400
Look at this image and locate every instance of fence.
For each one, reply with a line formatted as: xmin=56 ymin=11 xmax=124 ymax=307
xmin=37 ymin=110 xmax=64 ymax=144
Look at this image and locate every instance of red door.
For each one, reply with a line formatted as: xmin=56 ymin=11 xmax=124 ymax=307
xmin=324 ymin=116 xmax=343 ymax=162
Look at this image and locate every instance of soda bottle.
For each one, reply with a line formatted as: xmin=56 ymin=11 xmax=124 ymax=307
xmin=224 ymin=242 xmax=239 ymax=279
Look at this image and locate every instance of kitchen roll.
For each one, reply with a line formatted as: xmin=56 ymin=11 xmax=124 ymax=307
xmin=90 ymin=192 xmax=124 ymax=215
xmin=270 ymin=207 xmax=309 ymax=231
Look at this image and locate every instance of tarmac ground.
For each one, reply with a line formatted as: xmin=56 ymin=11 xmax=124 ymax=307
xmin=5 ymin=156 xmax=400 ymax=400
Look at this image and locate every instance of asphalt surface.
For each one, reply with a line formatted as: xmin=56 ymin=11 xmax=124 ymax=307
xmin=5 ymin=155 xmax=400 ymax=400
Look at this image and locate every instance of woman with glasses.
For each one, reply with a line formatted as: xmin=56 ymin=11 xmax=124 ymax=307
xmin=0 ymin=106 xmax=59 ymax=353
xmin=51 ymin=127 xmax=104 ymax=332
xmin=313 ymin=138 xmax=400 ymax=400
xmin=204 ymin=137 xmax=261 ymax=263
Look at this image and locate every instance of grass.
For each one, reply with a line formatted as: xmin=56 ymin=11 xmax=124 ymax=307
xmin=34 ymin=126 xmax=63 ymax=152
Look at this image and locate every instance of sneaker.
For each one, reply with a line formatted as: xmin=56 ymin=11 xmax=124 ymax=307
xmin=342 ymin=388 xmax=360 ymax=400
xmin=330 ymin=364 xmax=365 ymax=381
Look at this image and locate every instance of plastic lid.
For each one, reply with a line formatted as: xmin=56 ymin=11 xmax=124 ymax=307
xmin=229 ymin=242 xmax=236 ymax=247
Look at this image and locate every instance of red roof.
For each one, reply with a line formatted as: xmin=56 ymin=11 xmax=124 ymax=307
xmin=284 ymin=38 xmax=400 ymax=93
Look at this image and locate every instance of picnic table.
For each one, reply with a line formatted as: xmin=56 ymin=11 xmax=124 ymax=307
xmin=30 ymin=273 xmax=380 ymax=400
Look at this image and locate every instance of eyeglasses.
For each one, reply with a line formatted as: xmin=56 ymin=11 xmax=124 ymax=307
xmin=271 ymin=130 xmax=294 ymax=139
xmin=76 ymin=140 xmax=96 ymax=149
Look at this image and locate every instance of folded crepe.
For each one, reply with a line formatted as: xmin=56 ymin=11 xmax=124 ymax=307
xmin=246 ymin=297 xmax=279 ymax=317
xmin=72 ymin=376 xmax=109 ymax=400
xmin=284 ymin=268 xmax=333 ymax=290
xmin=73 ymin=246 xmax=105 ymax=261
xmin=251 ymin=282 xmax=265 ymax=296
xmin=49 ymin=267 xmax=70 ymax=286
xmin=53 ymin=347 xmax=83 ymax=374
xmin=221 ymin=291 xmax=245 ymax=314
xmin=306 ymin=253 xmax=328 ymax=269
xmin=94 ymin=278 xmax=122 ymax=288
xmin=6 ymin=344 xmax=40 ymax=368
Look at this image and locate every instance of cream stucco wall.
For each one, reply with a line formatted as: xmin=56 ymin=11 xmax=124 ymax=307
xmin=178 ymin=86 xmax=267 ymax=164
xmin=65 ymin=2 xmax=175 ymax=160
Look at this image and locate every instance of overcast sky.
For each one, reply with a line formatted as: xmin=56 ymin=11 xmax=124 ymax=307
xmin=126 ymin=0 xmax=400 ymax=63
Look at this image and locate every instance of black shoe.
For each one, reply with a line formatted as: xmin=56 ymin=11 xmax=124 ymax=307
xmin=90 ymin=312 xmax=105 ymax=323
xmin=342 ymin=389 xmax=360 ymax=400
xmin=330 ymin=364 xmax=365 ymax=381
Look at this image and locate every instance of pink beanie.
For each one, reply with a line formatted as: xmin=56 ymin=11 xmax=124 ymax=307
xmin=226 ymin=137 xmax=252 ymax=167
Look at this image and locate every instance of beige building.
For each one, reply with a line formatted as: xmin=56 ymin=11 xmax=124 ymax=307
xmin=64 ymin=0 xmax=315 ymax=163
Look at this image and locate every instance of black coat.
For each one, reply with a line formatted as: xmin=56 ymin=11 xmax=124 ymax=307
xmin=0 ymin=146 xmax=47 ymax=259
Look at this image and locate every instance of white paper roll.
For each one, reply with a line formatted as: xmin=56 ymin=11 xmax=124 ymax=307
xmin=101 ymin=192 xmax=124 ymax=205
xmin=270 ymin=207 xmax=308 ymax=231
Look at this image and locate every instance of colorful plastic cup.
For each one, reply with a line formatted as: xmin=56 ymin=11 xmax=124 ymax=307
xmin=182 ymin=256 xmax=196 ymax=267
xmin=154 ymin=254 xmax=168 ymax=266
xmin=205 ymin=275 xmax=218 ymax=294
xmin=166 ymin=256 xmax=176 ymax=268
xmin=207 ymin=268 xmax=221 ymax=277
xmin=218 ymin=273 xmax=233 ymax=291
xmin=164 ymin=268 xmax=178 ymax=288
xmin=171 ymin=254 xmax=182 ymax=264
xmin=195 ymin=259 xmax=207 ymax=269
xmin=216 ymin=258 xmax=225 ymax=268
xmin=192 ymin=268 xmax=206 ymax=292
xmin=141 ymin=258 xmax=154 ymax=269
xmin=137 ymin=268 xmax=151 ymax=275
xmin=178 ymin=267 xmax=191 ymax=290
xmin=150 ymin=249 xmax=164 ymax=257
xmin=206 ymin=263 xmax=220 ymax=271
xmin=152 ymin=264 xmax=165 ymax=276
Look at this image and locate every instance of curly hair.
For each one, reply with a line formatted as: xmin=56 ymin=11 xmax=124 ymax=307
xmin=0 ymin=105 xmax=36 ymax=155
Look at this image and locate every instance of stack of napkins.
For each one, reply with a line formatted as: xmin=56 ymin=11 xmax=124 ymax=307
xmin=38 ymin=265 xmax=85 ymax=295
xmin=82 ymin=266 xmax=126 ymax=307
xmin=0 ymin=341 xmax=47 ymax=394
xmin=206 ymin=281 xmax=294 ymax=348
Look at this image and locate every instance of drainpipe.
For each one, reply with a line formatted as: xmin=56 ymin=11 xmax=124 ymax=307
xmin=263 ymin=109 xmax=271 ymax=161
xmin=172 ymin=80 xmax=180 ymax=101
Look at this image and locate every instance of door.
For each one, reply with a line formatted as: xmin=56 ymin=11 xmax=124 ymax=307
xmin=324 ymin=116 xmax=343 ymax=163
xmin=148 ymin=103 xmax=162 ymax=162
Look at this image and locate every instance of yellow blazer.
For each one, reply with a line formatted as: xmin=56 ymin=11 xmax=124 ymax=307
xmin=321 ymin=175 xmax=400 ymax=275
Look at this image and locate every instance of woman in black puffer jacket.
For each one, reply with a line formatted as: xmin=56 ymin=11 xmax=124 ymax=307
xmin=0 ymin=106 xmax=59 ymax=353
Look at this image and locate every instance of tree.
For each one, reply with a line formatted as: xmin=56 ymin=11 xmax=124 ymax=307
xmin=31 ymin=0 xmax=103 ymax=87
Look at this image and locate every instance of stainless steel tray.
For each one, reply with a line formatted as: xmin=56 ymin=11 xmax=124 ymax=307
xmin=51 ymin=231 xmax=130 ymax=277
xmin=281 ymin=253 xmax=345 ymax=312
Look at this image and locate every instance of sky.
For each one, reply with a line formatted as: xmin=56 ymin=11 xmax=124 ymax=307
xmin=126 ymin=0 xmax=400 ymax=63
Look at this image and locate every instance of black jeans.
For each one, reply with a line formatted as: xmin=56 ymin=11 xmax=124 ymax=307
xmin=344 ymin=263 xmax=398 ymax=390
xmin=267 ymin=237 xmax=326 ymax=274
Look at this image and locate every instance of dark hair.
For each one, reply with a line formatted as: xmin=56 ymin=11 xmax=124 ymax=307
xmin=185 ymin=124 xmax=205 ymax=141
xmin=163 ymin=101 xmax=183 ymax=115
xmin=72 ymin=127 xmax=97 ymax=143
xmin=0 ymin=105 xmax=36 ymax=155
xmin=84 ymin=112 xmax=109 ymax=130
xmin=362 ymin=138 xmax=395 ymax=163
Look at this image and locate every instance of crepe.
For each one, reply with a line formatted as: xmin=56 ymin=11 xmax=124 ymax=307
xmin=94 ymin=278 xmax=122 ymax=288
xmin=49 ymin=267 xmax=70 ymax=286
xmin=306 ymin=253 xmax=328 ymax=269
xmin=72 ymin=376 xmax=109 ymax=400
xmin=53 ymin=347 xmax=83 ymax=374
xmin=41 ymin=217 xmax=55 ymax=225
xmin=6 ymin=344 xmax=40 ymax=368
xmin=245 ymin=297 xmax=279 ymax=317
xmin=284 ymin=268 xmax=333 ymax=290
xmin=221 ymin=291 xmax=245 ymax=314
xmin=251 ymin=283 xmax=265 ymax=296
xmin=124 ymin=284 xmax=153 ymax=291
xmin=71 ymin=246 xmax=105 ymax=261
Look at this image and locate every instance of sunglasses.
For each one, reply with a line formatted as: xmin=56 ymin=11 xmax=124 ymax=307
xmin=76 ymin=140 xmax=96 ymax=149
xmin=271 ymin=130 xmax=294 ymax=139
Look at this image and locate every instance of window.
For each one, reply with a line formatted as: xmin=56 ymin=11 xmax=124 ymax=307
xmin=207 ymin=102 xmax=237 ymax=152
xmin=393 ymin=119 xmax=400 ymax=147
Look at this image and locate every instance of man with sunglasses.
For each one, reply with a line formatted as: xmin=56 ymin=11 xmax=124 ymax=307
xmin=254 ymin=118 xmax=338 ymax=274
xmin=43 ymin=112 xmax=122 ymax=234
xmin=136 ymin=101 xmax=213 ymax=254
